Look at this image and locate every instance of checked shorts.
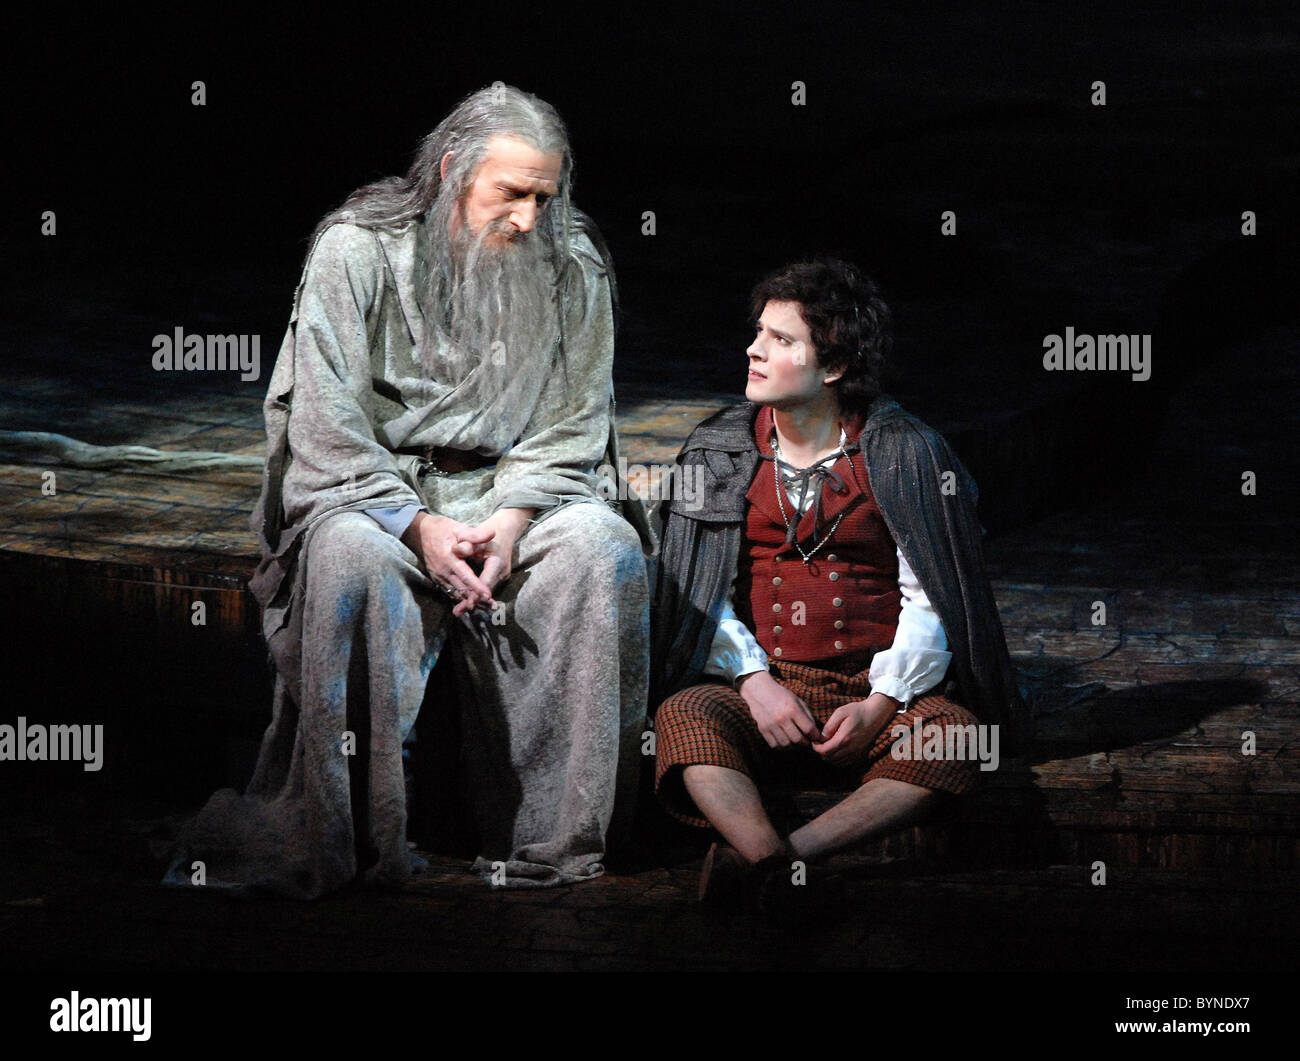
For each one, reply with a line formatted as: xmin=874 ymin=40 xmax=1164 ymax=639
xmin=654 ymin=659 xmax=982 ymax=828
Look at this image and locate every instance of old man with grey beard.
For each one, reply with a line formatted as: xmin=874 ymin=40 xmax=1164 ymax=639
xmin=166 ymin=85 xmax=653 ymax=899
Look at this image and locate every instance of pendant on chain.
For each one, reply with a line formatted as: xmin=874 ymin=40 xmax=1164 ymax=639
xmin=772 ymin=447 xmax=845 ymax=564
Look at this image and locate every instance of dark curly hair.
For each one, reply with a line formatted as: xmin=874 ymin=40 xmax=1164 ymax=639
xmin=749 ymin=257 xmax=892 ymax=418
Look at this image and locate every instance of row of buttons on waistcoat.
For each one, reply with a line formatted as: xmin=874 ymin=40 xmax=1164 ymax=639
xmin=767 ymin=553 xmax=846 ymax=658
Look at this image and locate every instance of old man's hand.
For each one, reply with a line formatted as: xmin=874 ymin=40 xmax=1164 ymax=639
xmin=468 ymin=507 xmax=535 ymax=596
xmin=402 ymin=512 xmax=497 ymax=617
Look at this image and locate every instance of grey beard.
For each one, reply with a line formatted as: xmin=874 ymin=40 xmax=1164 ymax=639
xmin=419 ymin=194 xmax=562 ymax=399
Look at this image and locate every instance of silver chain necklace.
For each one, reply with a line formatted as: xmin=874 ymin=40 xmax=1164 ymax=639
xmin=771 ymin=429 xmax=848 ymax=564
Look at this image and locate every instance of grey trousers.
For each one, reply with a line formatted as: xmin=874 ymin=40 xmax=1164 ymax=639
xmin=170 ymin=497 xmax=648 ymax=898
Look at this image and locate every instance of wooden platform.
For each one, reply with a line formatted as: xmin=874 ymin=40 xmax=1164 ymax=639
xmin=0 ymin=387 xmax=725 ymax=636
xmin=1 ymin=332 xmax=1297 ymax=880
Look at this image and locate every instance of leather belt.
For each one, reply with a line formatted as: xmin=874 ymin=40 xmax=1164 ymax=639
xmin=403 ymin=446 xmax=497 ymax=475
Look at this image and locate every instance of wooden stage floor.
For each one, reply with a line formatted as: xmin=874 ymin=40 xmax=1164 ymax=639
xmin=0 ymin=329 xmax=1297 ymax=972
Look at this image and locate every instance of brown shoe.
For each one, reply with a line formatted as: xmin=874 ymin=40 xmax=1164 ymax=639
xmin=753 ymin=857 xmax=844 ymax=925
xmin=698 ymin=842 xmax=750 ymax=909
xmin=699 ymin=844 xmax=801 ymax=913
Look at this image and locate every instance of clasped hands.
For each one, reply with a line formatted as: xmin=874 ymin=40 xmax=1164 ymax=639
xmin=401 ymin=508 xmax=533 ymax=618
xmin=737 ymin=670 xmax=900 ymax=765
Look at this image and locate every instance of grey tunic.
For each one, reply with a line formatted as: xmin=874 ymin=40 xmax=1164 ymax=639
xmin=167 ymin=218 xmax=652 ymax=898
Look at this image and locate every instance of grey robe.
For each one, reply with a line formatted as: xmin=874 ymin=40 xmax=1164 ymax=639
xmin=167 ymin=218 xmax=652 ymax=898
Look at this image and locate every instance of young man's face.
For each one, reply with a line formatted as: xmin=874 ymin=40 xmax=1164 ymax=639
xmin=453 ymin=135 xmax=562 ymax=246
xmin=745 ymin=300 xmax=841 ymax=409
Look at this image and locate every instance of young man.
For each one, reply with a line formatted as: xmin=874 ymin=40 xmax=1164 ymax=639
xmin=649 ymin=258 xmax=1025 ymax=911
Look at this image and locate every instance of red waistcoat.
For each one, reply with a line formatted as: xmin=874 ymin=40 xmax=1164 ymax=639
xmin=734 ymin=406 xmax=901 ymax=671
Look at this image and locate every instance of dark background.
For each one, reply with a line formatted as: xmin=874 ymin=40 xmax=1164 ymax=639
xmin=10 ymin=2 xmax=1296 ymax=415
xmin=0 ymin=0 xmax=1296 ymax=989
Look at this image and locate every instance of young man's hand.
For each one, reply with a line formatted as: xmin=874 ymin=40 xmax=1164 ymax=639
xmin=738 ymin=670 xmax=824 ymax=748
xmin=814 ymin=692 xmax=900 ymax=765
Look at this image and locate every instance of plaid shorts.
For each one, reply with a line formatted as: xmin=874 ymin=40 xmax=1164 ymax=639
xmin=654 ymin=659 xmax=982 ymax=828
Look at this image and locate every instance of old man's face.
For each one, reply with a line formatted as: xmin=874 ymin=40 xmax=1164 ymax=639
xmin=457 ymin=135 xmax=562 ymax=246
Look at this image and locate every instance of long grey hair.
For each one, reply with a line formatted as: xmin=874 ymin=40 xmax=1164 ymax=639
xmin=306 ymin=85 xmax=614 ymax=445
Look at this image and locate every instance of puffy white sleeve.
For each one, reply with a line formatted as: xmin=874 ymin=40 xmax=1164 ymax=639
xmin=702 ymin=590 xmax=770 ymax=686
xmin=868 ymin=548 xmax=953 ymax=707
